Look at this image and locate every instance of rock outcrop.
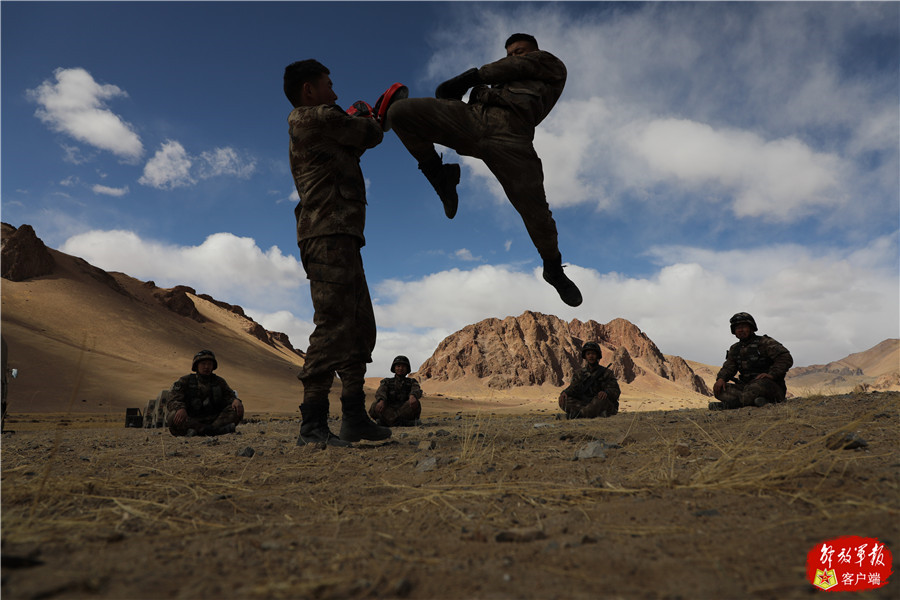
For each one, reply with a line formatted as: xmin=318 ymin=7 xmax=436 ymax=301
xmin=418 ymin=311 xmax=710 ymax=395
xmin=1 ymin=224 xmax=55 ymax=281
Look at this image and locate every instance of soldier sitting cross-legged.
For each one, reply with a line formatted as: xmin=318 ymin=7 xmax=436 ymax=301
xmin=166 ymin=350 xmax=244 ymax=437
xmin=558 ymin=342 xmax=621 ymax=419
xmin=369 ymin=355 xmax=423 ymax=427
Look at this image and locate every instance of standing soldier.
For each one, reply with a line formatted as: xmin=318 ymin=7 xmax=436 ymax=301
xmin=710 ymin=312 xmax=793 ymax=410
xmin=284 ymin=59 xmax=391 ymax=446
xmin=387 ymin=33 xmax=582 ymax=307
xmin=559 ymin=342 xmax=621 ymax=419
xmin=166 ymin=350 xmax=244 ymax=436
xmin=370 ymin=355 xmax=423 ymax=427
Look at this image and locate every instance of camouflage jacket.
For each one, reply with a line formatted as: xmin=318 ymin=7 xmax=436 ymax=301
xmin=471 ymin=50 xmax=566 ymax=134
xmin=563 ymin=364 xmax=621 ymax=403
xmin=288 ymin=104 xmax=383 ymax=246
xmin=716 ymin=334 xmax=793 ymax=385
xmin=375 ymin=375 xmax=422 ymax=406
xmin=167 ymin=373 xmax=236 ymax=419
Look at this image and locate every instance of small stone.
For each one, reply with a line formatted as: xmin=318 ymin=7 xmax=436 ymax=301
xmin=575 ymin=440 xmax=607 ymax=460
xmin=826 ymin=432 xmax=868 ymax=450
xmin=236 ymin=446 xmax=255 ymax=458
xmin=416 ymin=456 xmax=438 ymax=472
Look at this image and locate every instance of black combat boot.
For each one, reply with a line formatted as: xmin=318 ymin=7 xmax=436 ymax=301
xmin=339 ymin=394 xmax=392 ymax=442
xmin=419 ymin=155 xmax=460 ymax=219
xmin=542 ymin=256 xmax=583 ymax=307
xmin=297 ymin=404 xmax=351 ymax=447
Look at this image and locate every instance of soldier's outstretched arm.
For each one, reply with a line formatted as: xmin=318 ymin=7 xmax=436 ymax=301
xmin=319 ymin=105 xmax=384 ymax=151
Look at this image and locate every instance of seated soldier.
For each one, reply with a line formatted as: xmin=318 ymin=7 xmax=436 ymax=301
xmin=558 ymin=342 xmax=620 ymax=419
xmin=709 ymin=312 xmax=793 ymax=410
xmin=166 ymin=349 xmax=244 ymax=436
xmin=369 ymin=355 xmax=423 ymax=426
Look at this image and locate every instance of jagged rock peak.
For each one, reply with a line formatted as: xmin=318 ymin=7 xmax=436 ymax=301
xmin=418 ymin=311 xmax=708 ymax=395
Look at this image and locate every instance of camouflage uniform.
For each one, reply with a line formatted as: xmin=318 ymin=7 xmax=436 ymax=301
xmin=288 ymin=103 xmax=383 ymax=397
xmin=369 ymin=375 xmax=423 ymax=426
xmin=560 ymin=364 xmax=621 ymax=419
xmin=715 ymin=334 xmax=793 ymax=408
xmin=165 ymin=373 xmax=240 ymax=436
xmin=388 ymin=50 xmax=566 ymax=263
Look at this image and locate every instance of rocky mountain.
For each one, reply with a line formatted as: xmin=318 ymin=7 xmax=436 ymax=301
xmin=1 ymin=223 xmax=306 ymax=413
xmin=417 ymin=311 xmax=711 ymax=396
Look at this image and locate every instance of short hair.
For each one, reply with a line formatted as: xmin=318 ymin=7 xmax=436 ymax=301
xmin=504 ymin=33 xmax=538 ymax=50
xmin=284 ymin=59 xmax=330 ymax=107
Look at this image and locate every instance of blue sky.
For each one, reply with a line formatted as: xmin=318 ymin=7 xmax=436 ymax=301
xmin=2 ymin=1 xmax=898 ymax=375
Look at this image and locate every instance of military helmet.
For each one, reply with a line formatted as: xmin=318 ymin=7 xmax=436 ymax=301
xmin=192 ymin=349 xmax=218 ymax=371
xmin=581 ymin=342 xmax=602 ymax=359
xmin=391 ymin=355 xmax=412 ymax=373
xmin=729 ymin=312 xmax=758 ymax=334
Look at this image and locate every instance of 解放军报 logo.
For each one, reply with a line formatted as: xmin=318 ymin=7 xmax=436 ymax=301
xmin=807 ymin=536 xmax=893 ymax=591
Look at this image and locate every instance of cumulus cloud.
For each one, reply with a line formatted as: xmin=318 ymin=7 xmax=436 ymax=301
xmin=629 ymin=118 xmax=845 ymax=220
xmin=139 ymin=142 xmax=256 ymax=189
xmin=139 ymin=141 xmax=194 ymax=189
xmin=28 ymin=67 xmax=143 ymax=161
xmin=454 ymin=248 xmax=480 ymax=262
xmin=91 ymin=184 xmax=128 ymax=197
xmin=196 ymin=147 xmax=257 ymax=179
xmin=59 ymin=229 xmax=307 ymax=311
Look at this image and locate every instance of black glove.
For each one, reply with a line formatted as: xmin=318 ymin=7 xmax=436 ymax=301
xmin=435 ymin=68 xmax=481 ymax=100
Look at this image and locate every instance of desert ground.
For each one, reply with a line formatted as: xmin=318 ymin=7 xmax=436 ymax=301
xmin=2 ymin=391 xmax=898 ymax=600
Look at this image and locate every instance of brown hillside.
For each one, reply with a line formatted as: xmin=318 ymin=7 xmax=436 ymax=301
xmin=1 ymin=223 xmax=307 ymax=414
xmin=785 ymin=338 xmax=899 ymax=394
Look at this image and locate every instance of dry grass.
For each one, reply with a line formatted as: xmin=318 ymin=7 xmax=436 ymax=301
xmin=3 ymin=392 xmax=898 ymax=599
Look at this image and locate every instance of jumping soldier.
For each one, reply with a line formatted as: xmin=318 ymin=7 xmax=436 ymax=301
xmin=709 ymin=312 xmax=793 ymax=410
xmin=284 ymin=58 xmax=392 ymax=446
xmin=387 ymin=33 xmax=582 ymax=307
xmin=166 ymin=350 xmax=244 ymax=436
xmin=369 ymin=355 xmax=423 ymax=427
xmin=558 ymin=342 xmax=621 ymax=419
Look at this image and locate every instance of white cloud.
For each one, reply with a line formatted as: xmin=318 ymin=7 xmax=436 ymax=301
xmin=454 ymin=248 xmax=480 ymax=262
xmin=197 ymin=147 xmax=256 ymax=179
xmin=91 ymin=184 xmax=128 ymax=197
xmin=28 ymin=67 xmax=143 ymax=161
xmin=139 ymin=141 xmax=194 ymax=189
xmin=59 ymin=229 xmax=307 ymax=311
xmin=629 ymin=118 xmax=845 ymax=220
xmin=139 ymin=142 xmax=256 ymax=189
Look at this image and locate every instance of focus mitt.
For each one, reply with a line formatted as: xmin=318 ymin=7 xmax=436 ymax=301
xmin=373 ymin=83 xmax=408 ymax=131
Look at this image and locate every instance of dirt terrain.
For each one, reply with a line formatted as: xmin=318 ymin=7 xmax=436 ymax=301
xmin=2 ymin=392 xmax=898 ymax=600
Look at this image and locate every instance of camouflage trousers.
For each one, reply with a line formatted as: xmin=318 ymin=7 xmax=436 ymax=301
xmin=298 ymin=235 xmax=376 ymax=401
xmin=559 ymin=394 xmax=619 ymax=419
xmin=166 ymin=404 xmax=241 ymax=437
xmin=369 ymin=399 xmax=421 ymax=427
xmin=715 ymin=377 xmax=786 ymax=409
xmin=389 ymin=98 xmax=561 ymax=263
